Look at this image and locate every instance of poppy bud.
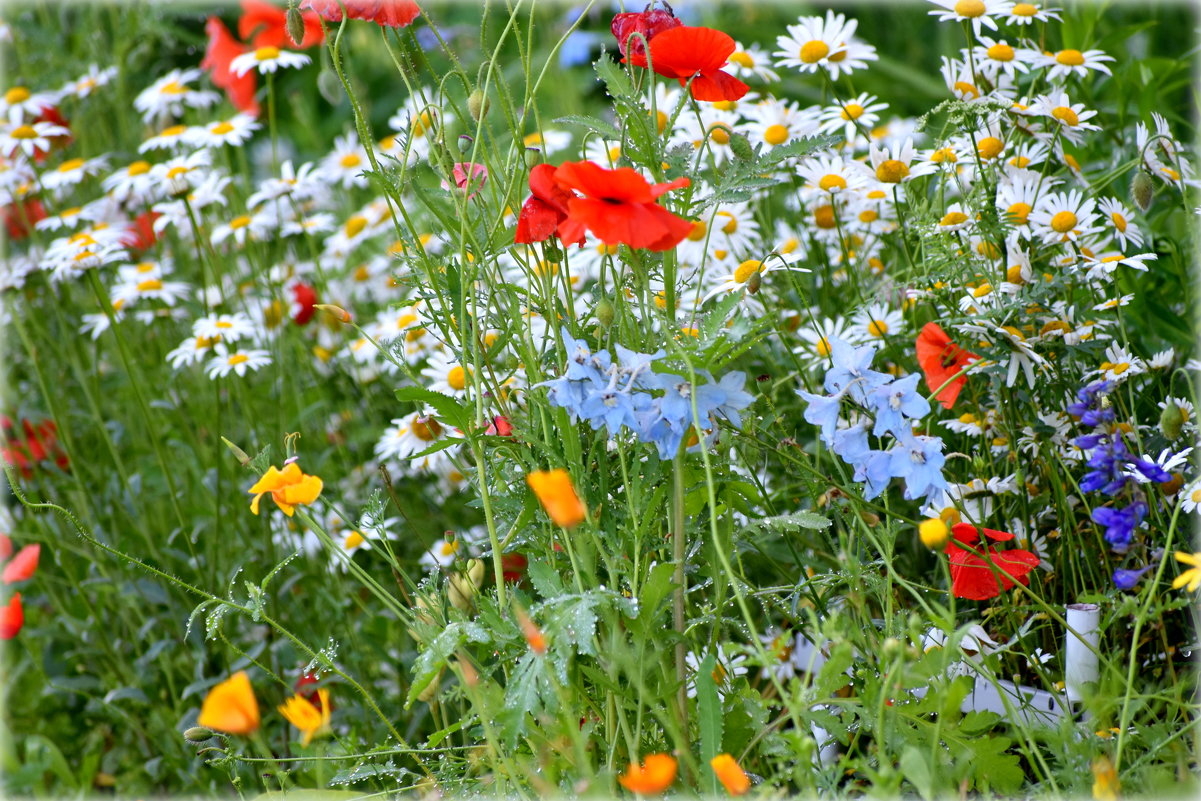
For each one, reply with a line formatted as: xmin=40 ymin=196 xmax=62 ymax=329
xmin=184 ymin=726 xmax=214 ymax=743
xmin=1160 ymin=402 xmax=1185 ymax=440
xmin=467 ymin=89 xmax=489 ymax=122
xmin=1131 ymin=169 xmax=1154 ymax=212
xmin=448 ymin=559 xmax=486 ymax=611
xmin=417 ymin=668 xmax=442 ymax=703
xmin=314 ymin=304 xmax=352 ymax=324
xmin=220 ymin=436 xmax=252 ymax=466
xmin=285 ymin=6 xmax=306 ymax=47
xmin=594 ymin=297 xmax=615 ymax=329
xmin=745 ymin=269 xmax=761 ymax=295
xmin=729 ymin=131 xmax=754 ymax=161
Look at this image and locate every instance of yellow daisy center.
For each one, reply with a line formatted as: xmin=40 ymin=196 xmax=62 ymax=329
xmin=1050 ymin=210 xmax=1078 ymax=233
xmin=5 ymin=87 xmax=30 ymax=104
xmin=734 ymin=259 xmax=762 ymax=284
xmin=977 ymin=136 xmax=1004 ymax=159
xmin=340 ymin=152 xmax=362 ymax=168
xmin=344 ymin=215 xmax=367 ymax=237
xmin=255 ymin=46 xmax=281 ymax=61
xmin=1012 ymin=2 xmax=1037 ymax=15
xmin=800 ymin=40 xmax=830 ymax=63
xmin=729 ymin=51 xmax=753 ymax=68
xmin=344 ymin=531 xmax=365 ymax=549
xmin=818 ymin=173 xmax=847 ymax=192
xmin=841 ymin=103 xmax=864 ymax=120
xmin=717 ymin=211 xmax=738 ymax=234
xmin=940 ymin=211 xmax=969 ymax=226
xmin=228 ymin=353 xmax=249 ymax=366
xmin=230 ymin=215 xmax=252 ymax=230
xmin=764 ymin=124 xmax=789 ymax=146
xmin=1110 ymin=212 xmax=1127 ymax=232
xmin=1056 ymin=49 xmax=1085 ymax=66
xmin=1007 ymin=202 xmax=1032 ymax=224
xmin=876 ymin=159 xmax=909 ymax=183
xmin=411 ymin=416 xmax=442 ymax=441
xmin=954 ymin=0 xmax=986 ymax=17
xmin=57 ymin=158 xmax=85 ymax=173
xmin=987 ymin=43 xmax=1014 ymax=61
xmin=707 ymin=123 xmax=732 ymax=146
xmin=867 ymin=319 xmax=889 ymax=337
xmin=813 ymin=205 xmax=837 ymax=229
xmin=1051 ymin=106 xmax=1079 ymax=126
xmin=10 ymin=125 xmax=37 ymax=140
xmin=128 ymin=160 xmax=151 ymax=176
xmin=211 ymin=121 xmax=235 ymax=135
xmin=447 ymin=365 xmax=468 ymax=390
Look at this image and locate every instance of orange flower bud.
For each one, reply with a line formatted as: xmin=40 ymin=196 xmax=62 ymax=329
xmin=516 ymin=607 xmax=547 ymax=655
xmin=526 ymin=468 xmax=587 ymax=528
xmin=314 ymin=304 xmax=352 ymax=323
xmin=618 ymin=753 xmax=678 ymax=794
xmin=710 ymin=753 xmax=751 ymax=796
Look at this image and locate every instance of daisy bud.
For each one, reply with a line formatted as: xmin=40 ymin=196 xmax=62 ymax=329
xmin=314 ymin=304 xmax=352 ymax=324
xmin=1159 ymin=402 xmax=1185 ymax=440
xmin=183 ymin=726 xmax=214 ymax=744
xmin=918 ymin=518 xmax=949 ymax=549
xmin=1131 ymin=169 xmax=1154 ymax=212
xmin=729 ymin=131 xmax=754 ymax=161
xmin=467 ymin=89 xmax=490 ymax=122
xmin=594 ymin=296 xmax=615 ymax=329
xmin=285 ymin=5 xmax=306 ymax=47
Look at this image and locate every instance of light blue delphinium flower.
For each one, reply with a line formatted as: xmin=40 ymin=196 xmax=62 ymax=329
xmin=888 ymin=431 xmax=949 ymax=500
xmin=799 ymin=389 xmax=845 ymax=446
xmin=868 ymin=372 xmax=930 ymax=438
xmin=823 ymin=337 xmax=891 ymax=403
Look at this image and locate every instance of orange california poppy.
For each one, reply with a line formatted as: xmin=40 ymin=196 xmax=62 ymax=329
xmin=526 ymin=468 xmax=587 ymax=528
xmin=710 ymin=753 xmax=751 ymax=796
xmin=619 ymin=754 xmax=678 ymax=794
xmin=278 ymin=688 xmax=331 ymax=746
xmin=915 ymin=322 xmax=978 ymax=409
xmin=197 ymin=671 xmax=261 ymax=735
xmin=247 ymin=463 xmax=323 ymax=517
xmin=643 ymin=26 xmax=749 ymax=102
xmin=552 ymin=160 xmax=692 ymax=251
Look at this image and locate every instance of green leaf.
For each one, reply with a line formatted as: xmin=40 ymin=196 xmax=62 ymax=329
xmin=393 ymin=386 xmax=470 ymax=431
xmin=553 ymin=113 xmax=622 ymax=142
xmin=740 ymin=511 xmax=831 ymax=539
xmin=405 ymin=623 xmax=465 ymax=707
xmin=526 ymin=560 xmax=564 ymax=599
xmin=251 ymin=792 xmax=369 ymax=801
xmin=593 ymin=53 xmax=634 ymax=104
xmin=969 ymin=736 xmax=1023 ymax=795
xmin=696 ymin=653 xmax=723 ymax=795
xmin=900 ymin=746 xmax=936 ymax=800
xmin=813 ymin=641 xmax=854 ymax=697
xmin=638 ymin=561 xmax=677 ymax=627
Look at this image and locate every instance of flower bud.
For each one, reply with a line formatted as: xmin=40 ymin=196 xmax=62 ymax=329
xmin=1131 ymin=169 xmax=1154 ymax=212
xmin=729 ymin=131 xmax=754 ymax=161
xmin=314 ymin=304 xmax=352 ymax=324
xmin=220 ymin=436 xmax=252 ymax=466
xmin=417 ymin=668 xmax=442 ymax=703
xmin=1160 ymin=402 xmax=1185 ymax=440
xmin=594 ymin=297 xmax=615 ymax=329
xmin=467 ymin=89 xmax=490 ymax=122
xmin=285 ymin=6 xmax=306 ymax=46
xmin=918 ymin=518 xmax=949 ymax=549
xmin=746 ymin=269 xmax=762 ymax=295
xmin=184 ymin=726 xmax=214 ymax=743
xmin=448 ymin=559 xmax=486 ymax=611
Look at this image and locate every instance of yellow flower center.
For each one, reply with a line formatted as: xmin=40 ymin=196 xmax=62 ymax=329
xmin=711 ymin=100 xmax=738 ymax=112
xmin=411 ymin=416 xmax=442 ymax=441
xmin=764 ymin=124 xmax=789 ymax=146
xmin=973 ymin=282 xmax=993 ymax=297
xmin=345 ymin=215 xmax=367 ymax=237
xmin=159 ymin=81 xmax=186 ymax=95
xmin=1050 ymin=210 xmax=1078 ymax=233
xmin=778 ymin=236 xmax=800 ymax=254
xmin=10 ymin=125 xmax=36 ymax=140
xmin=729 ymin=51 xmax=753 ymax=68
xmin=687 ymin=220 xmax=707 ymax=242
xmin=1056 ymin=49 xmax=1085 ymax=66
xmin=212 ymin=121 xmax=236 ymax=135
xmin=841 ymin=103 xmax=864 ymax=120
xmin=734 ymin=259 xmax=762 ymax=284
xmin=230 ymin=215 xmax=252 ymax=230
xmin=717 ymin=211 xmax=738 ymax=234
xmin=342 ymin=531 xmax=364 ymax=549
xmin=1052 ymin=106 xmax=1079 ymax=126
xmin=165 ymin=166 xmax=189 ymax=179
xmin=977 ymin=240 xmax=1001 ymax=259
xmin=815 ymin=337 xmax=832 ymax=357
xmin=228 ymin=353 xmax=249 ymax=366
xmin=707 ymin=123 xmax=732 ymax=146
xmin=1007 ymin=202 xmax=1032 ymax=223
xmin=137 ymin=278 xmax=163 ymax=292
xmin=1012 ymin=2 xmax=1037 ymax=15
xmin=1006 ymin=264 xmax=1025 ymax=283
xmin=954 ymin=0 xmax=986 ymax=17
xmin=940 ymin=211 xmax=969 ymax=226
xmin=867 ymin=319 xmax=889 ymax=337
xmin=5 ymin=87 xmax=30 ymax=104
xmin=440 ymin=540 xmax=460 ymax=557
xmin=654 ymin=110 xmax=668 ymax=134
xmin=1010 ymin=155 xmax=1032 ymax=168
xmin=128 ymin=160 xmax=151 ymax=176
xmin=340 ymin=152 xmax=362 ymax=168
xmin=447 ymin=365 xmax=468 ymax=391
xmin=255 ymin=46 xmax=280 ymax=61
xmin=1110 ymin=212 xmax=1127 ymax=232
xmin=876 ymin=159 xmax=909 ymax=183
xmin=930 ymin=148 xmax=958 ymax=163
xmin=977 ymin=136 xmax=1004 ymax=159
xmin=828 ymin=44 xmax=848 ymax=62
xmin=954 ymin=81 xmax=980 ymax=99
xmin=859 ymin=209 xmax=879 ymax=223
xmin=818 ymin=173 xmax=847 ymax=191
xmin=987 ymin=43 xmax=1015 ymax=61
xmin=813 ymin=205 xmax=837 ymax=229
xmin=800 ymin=40 xmax=830 ymax=63
xmin=57 ymin=158 xmax=85 ymax=173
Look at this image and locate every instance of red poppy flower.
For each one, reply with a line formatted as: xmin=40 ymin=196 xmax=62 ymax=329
xmin=945 ymin=524 xmax=1040 ymax=601
xmin=3 ymin=198 xmax=45 ymax=241
xmin=515 ymin=163 xmax=584 ymax=247
xmin=239 ymin=0 xmax=324 ymax=48
xmin=123 ymin=211 xmax=162 ymax=252
xmin=0 ymin=593 xmax=22 ymax=640
xmin=299 ymin=0 xmax=420 ymax=28
xmin=32 ymin=106 xmax=71 ymax=162
xmin=611 ymin=7 xmax=681 ymax=62
xmin=2 ymin=544 xmax=39 ymax=585
xmin=641 ymin=26 xmax=749 ymax=102
xmin=501 ymin=553 xmax=528 ymax=584
xmin=290 ymin=281 xmax=318 ymax=325
xmin=916 ymin=322 xmax=978 ymax=409
xmin=202 ymin=17 xmax=261 ymax=116
xmin=485 ymin=415 xmax=513 ymax=437
xmin=0 ymin=535 xmax=12 ymax=562
xmin=553 ymin=160 xmax=692 ymax=251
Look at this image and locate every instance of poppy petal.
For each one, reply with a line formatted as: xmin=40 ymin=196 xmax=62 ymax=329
xmin=688 ymin=69 xmax=749 ymax=102
xmin=646 ymin=26 xmax=735 ymax=79
xmin=0 ymin=593 xmax=22 ymax=639
xmin=2 ymin=544 xmax=39 ymax=584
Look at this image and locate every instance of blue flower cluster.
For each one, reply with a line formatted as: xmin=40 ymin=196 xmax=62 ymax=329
xmin=539 ymin=329 xmax=754 ymax=460
xmin=798 ymin=338 xmax=947 ymax=501
xmin=1069 ymin=379 xmax=1161 ymax=553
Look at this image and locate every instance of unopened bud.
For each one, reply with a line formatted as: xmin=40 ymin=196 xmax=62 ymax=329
xmin=1131 ymin=169 xmax=1154 ymax=212
xmin=857 ymin=509 xmax=879 ymax=527
xmin=467 ymin=89 xmax=490 ymax=122
xmin=746 ymin=269 xmax=762 ymax=295
xmin=220 ymin=436 xmax=252 ymax=466
xmin=1160 ymin=402 xmax=1185 ymax=440
xmin=516 ymin=606 xmax=547 ymax=655
xmin=524 ymin=148 xmax=543 ymax=169
xmin=594 ymin=297 xmax=615 ymax=329
xmin=315 ymin=304 xmax=352 ymax=324
xmin=448 ymin=559 xmax=486 ymax=611
xmin=729 ymin=131 xmax=754 ymax=161
xmin=882 ymin=637 xmax=903 ymax=660
xmin=184 ymin=726 xmax=214 ymax=743
xmin=285 ymin=5 xmax=306 ymax=47
xmin=417 ymin=668 xmax=442 ymax=703
xmin=457 ymin=654 xmax=479 ymax=688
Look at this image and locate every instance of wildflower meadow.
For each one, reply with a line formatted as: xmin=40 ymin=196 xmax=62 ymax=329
xmin=3 ymin=0 xmax=1200 ymax=798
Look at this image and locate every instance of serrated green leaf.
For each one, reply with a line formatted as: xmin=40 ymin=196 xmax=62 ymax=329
xmin=900 ymin=746 xmax=935 ymax=800
xmin=406 ymin=623 xmax=465 ymax=707
xmin=594 ymin=53 xmax=634 ymax=104
xmin=393 ymin=386 xmax=470 ymax=431
xmin=553 ymin=113 xmax=622 ymax=142
xmin=526 ymin=560 xmax=563 ymax=599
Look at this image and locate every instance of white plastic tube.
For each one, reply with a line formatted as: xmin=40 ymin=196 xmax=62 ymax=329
xmin=1064 ymin=603 xmax=1100 ymax=704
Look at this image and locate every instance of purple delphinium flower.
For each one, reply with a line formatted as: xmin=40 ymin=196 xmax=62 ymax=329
xmin=1113 ymin=565 xmax=1152 ymax=591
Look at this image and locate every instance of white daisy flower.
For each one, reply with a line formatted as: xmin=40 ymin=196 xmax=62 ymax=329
xmin=41 ymin=155 xmax=109 ymax=192
xmin=817 ymin=93 xmax=888 ymax=144
xmin=1096 ymin=344 xmax=1146 ymax=383
xmin=725 ymin=42 xmax=781 ymax=83
xmin=928 ymin=0 xmax=1014 ymax=34
xmin=205 ymin=344 xmax=272 ymax=378
xmin=421 ymin=349 xmax=473 ymax=398
xmin=230 ymin=46 xmax=310 ymax=77
xmin=1029 ymin=189 xmax=1098 ymax=244
xmin=797 ymin=153 xmax=871 ymax=199
xmin=320 ymin=133 xmax=370 ymax=189
xmin=853 ymin=302 xmax=904 ymax=340
xmin=518 ymin=128 xmax=573 ymax=156
xmin=774 ymin=11 xmax=870 ymax=77
xmin=1096 ymin=198 xmax=1143 ymax=251
xmin=139 ymin=123 xmax=193 ymax=153
xmin=1 ymin=120 xmax=69 ymax=159
xmin=1001 ymin=1 xmax=1061 ymax=25
xmin=194 ymin=311 xmax=257 ymax=342
xmin=134 ymin=68 xmax=219 ymax=123
xmin=1033 ymin=91 xmax=1101 ymax=145
xmin=869 ymin=138 xmax=937 ymax=186
xmin=971 ymin=36 xmax=1034 ymax=81
xmin=61 ymin=64 xmax=117 ymax=99
xmin=741 ymin=98 xmax=818 ymax=151
xmin=0 ymin=85 xmax=57 ymax=123
xmin=1036 ymin=48 xmax=1113 ymax=80
xmin=186 ymin=114 xmax=261 ymax=149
